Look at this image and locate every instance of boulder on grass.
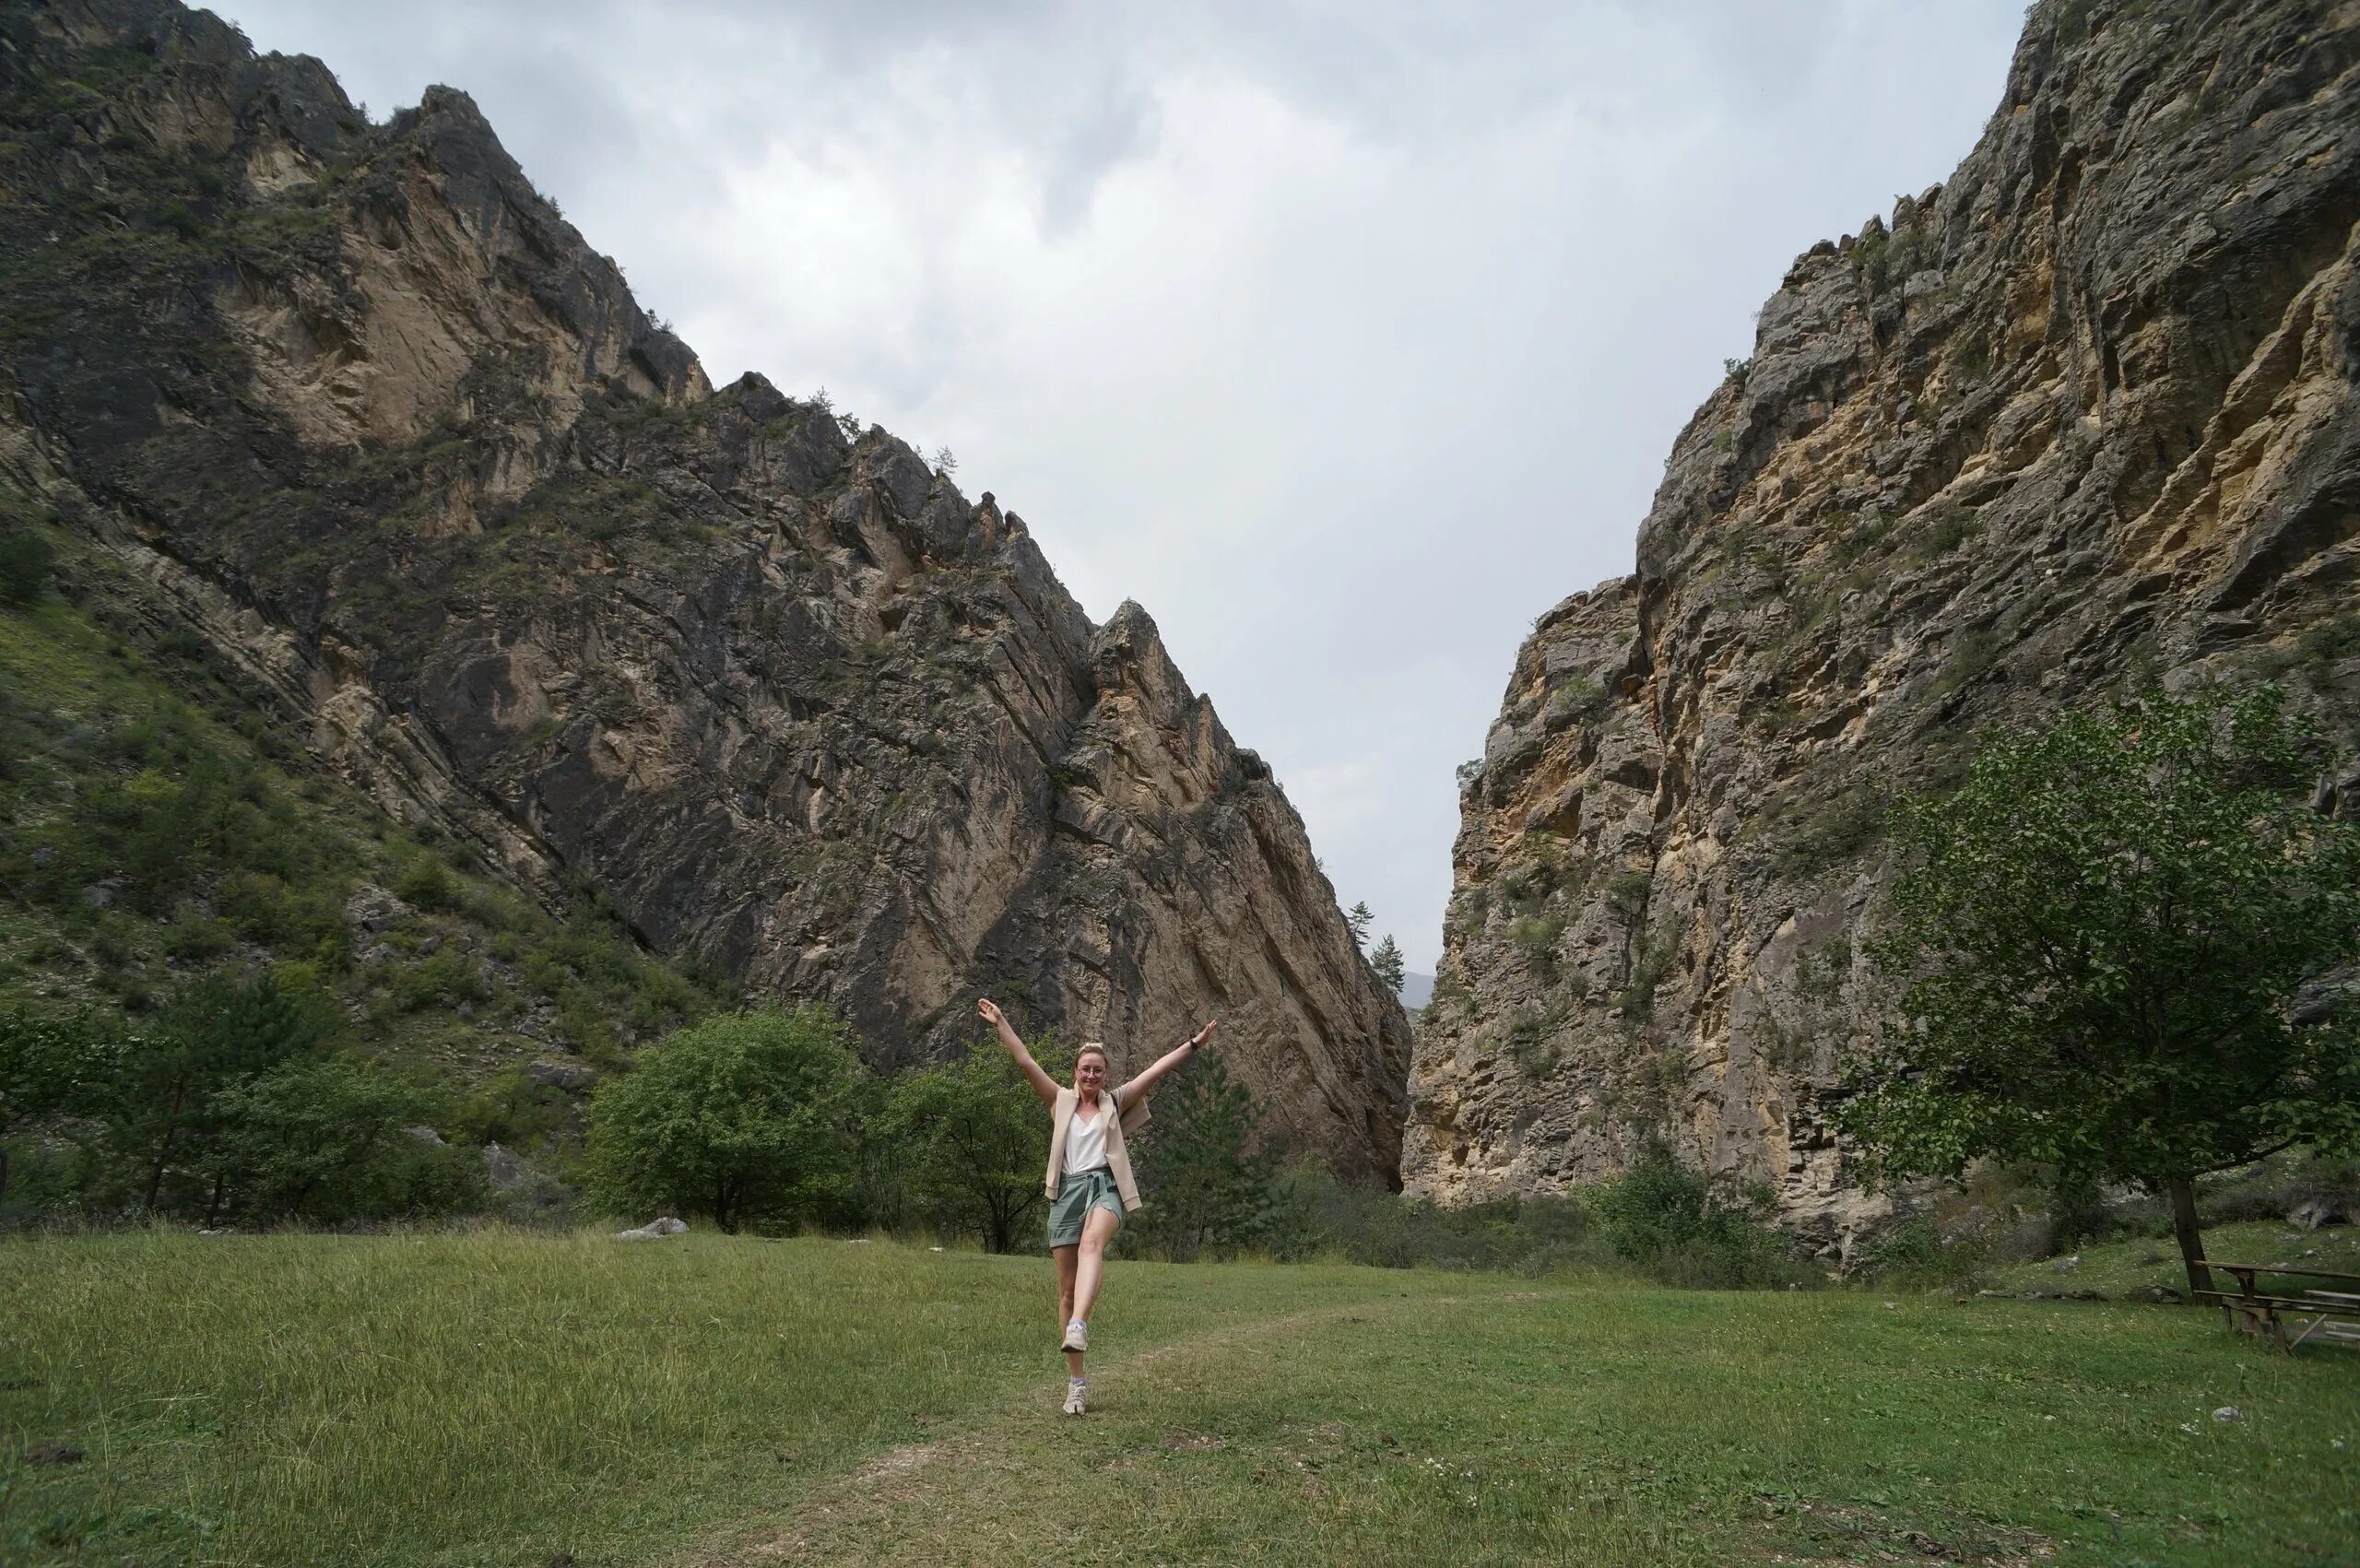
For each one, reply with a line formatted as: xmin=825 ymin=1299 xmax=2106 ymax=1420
xmin=614 ymin=1216 xmax=689 ymax=1241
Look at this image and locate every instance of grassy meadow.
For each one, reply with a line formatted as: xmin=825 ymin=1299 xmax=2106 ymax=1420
xmin=4 ymin=1231 xmax=2356 ymax=1566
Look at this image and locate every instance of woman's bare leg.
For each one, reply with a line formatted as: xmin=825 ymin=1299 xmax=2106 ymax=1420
xmin=1073 ymin=1207 xmax=1121 ymax=1325
xmin=1055 ymin=1245 xmax=1082 ymax=1377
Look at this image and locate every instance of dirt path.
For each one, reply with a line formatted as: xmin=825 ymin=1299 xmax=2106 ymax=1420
xmin=686 ymin=1290 xmax=1534 ymax=1565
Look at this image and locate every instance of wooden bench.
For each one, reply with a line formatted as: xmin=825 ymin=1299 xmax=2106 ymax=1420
xmin=2193 ymin=1259 xmax=2360 ymax=1351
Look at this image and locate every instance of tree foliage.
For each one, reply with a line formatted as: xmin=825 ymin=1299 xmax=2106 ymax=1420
xmin=115 ymin=969 xmax=334 ymax=1212
xmin=3 ymin=973 xmax=477 ymax=1225
xmin=1369 ymin=935 xmax=1406 ymax=996
xmin=1129 ymin=1050 xmax=1273 ymax=1262
xmin=206 ymin=1056 xmax=476 ymax=1224
xmin=0 ymin=1007 xmax=124 ymax=1201
xmin=880 ymin=1042 xmax=1046 ymax=1252
xmin=1835 ymin=685 xmax=2360 ymax=1290
xmin=584 ymin=1007 xmax=866 ymax=1233
xmin=0 ymin=525 xmax=53 ymax=605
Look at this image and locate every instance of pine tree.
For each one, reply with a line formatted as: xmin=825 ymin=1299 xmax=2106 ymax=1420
xmin=1346 ymin=901 xmax=1374 ymax=948
xmin=1369 ymin=935 xmax=1406 ymax=996
xmin=1131 ymin=1052 xmax=1273 ymax=1262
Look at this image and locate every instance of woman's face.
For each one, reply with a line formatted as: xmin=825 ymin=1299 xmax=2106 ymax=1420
xmin=1075 ymin=1054 xmax=1108 ymax=1094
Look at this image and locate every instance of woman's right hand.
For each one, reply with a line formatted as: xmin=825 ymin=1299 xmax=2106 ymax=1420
xmin=977 ymin=996 xmax=1004 ymax=1028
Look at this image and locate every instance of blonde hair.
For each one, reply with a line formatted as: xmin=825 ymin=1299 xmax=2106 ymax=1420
xmin=1075 ymin=1042 xmax=1110 ymax=1071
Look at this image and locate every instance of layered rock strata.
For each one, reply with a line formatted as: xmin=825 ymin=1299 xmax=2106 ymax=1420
xmin=1406 ymin=0 xmax=2360 ymax=1241
xmin=0 ymin=0 xmax=1409 ymax=1178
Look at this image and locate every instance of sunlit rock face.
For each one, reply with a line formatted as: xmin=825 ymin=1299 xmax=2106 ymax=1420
xmin=1405 ymin=0 xmax=2360 ymax=1248
xmin=0 ymin=0 xmax=1410 ymax=1181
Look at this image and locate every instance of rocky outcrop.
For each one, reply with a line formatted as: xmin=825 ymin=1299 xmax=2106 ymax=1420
xmin=0 ymin=0 xmax=1408 ymax=1178
xmin=1407 ymin=0 xmax=2360 ymax=1244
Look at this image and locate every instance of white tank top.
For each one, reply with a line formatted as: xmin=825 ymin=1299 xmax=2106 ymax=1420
xmin=1065 ymin=1098 xmax=1110 ymax=1173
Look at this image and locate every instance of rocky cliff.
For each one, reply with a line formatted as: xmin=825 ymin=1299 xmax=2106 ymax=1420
xmin=0 ymin=0 xmax=1409 ymax=1179
xmin=1406 ymin=0 xmax=2360 ymax=1243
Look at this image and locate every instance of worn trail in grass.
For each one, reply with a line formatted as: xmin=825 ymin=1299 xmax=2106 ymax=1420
xmin=700 ymin=1275 xmax=2360 ymax=1567
xmin=6 ymin=1232 xmax=2358 ymax=1567
xmin=0 ymin=1231 xmax=1517 ymax=1566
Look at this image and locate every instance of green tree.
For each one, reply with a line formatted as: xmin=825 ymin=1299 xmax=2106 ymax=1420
xmin=584 ymin=1007 xmax=867 ymax=1233
xmin=0 ymin=527 xmax=52 ymax=605
xmin=113 ymin=970 xmax=330 ymax=1214
xmin=883 ymin=1044 xmax=1048 ymax=1252
xmin=1835 ymin=686 xmax=2360 ymax=1296
xmin=206 ymin=1056 xmax=476 ymax=1225
xmin=1346 ymin=902 xmax=1374 ymax=948
xmin=1130 ymin=1050 xmax=1273 ymax=1262
xmin=1369 ymin=934 xmax=1406 ymax=996
xmin=0 ymin=1008 xmax=124 ymax=1201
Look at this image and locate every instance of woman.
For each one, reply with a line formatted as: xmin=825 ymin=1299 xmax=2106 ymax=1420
xmin=976 ymin=996 xmax=1217 ymax=1415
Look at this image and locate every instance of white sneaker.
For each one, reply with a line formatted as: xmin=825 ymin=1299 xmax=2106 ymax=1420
xmin=1062 ymin=1380 xmax=1087 ymax=1416
xmin=1061 ymin=1318 xmax=1088 ymax=1352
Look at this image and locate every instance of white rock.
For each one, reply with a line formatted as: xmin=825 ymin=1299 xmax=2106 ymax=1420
xmin=614 ymin=1216 xmax=689 ymax=1241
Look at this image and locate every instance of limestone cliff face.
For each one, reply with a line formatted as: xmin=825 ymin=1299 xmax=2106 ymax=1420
xmin=0 ymin=0 xmax=1408 ymax=1178
xmin=1406 ymin=0 xmax=2360 ymax=1242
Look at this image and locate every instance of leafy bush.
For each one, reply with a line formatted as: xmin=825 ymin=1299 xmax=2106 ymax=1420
xmin=0 ymin=527 xmax=53 ymax=605
xmin=1261 ymin=1159 xmax=1600 ymax=1275
xmin=0 ymin=1006 xmax=124 ymax=1208
xmin=1849 ymin=1218 xmax=1983 ymax=1291
xmin=1508 ymin=916 xmax=1564 ymax=959
xmin=392 ymin=951 xmax=490 ymax=1012
xmin=391 ymin=854 xmax=458 ymax=912
xmin=1592 ymin=1151 xmax=1812 ymax=1289
xmin=1502 ymin=1008 xmax=1562 ymax=1078
xmin=584 ymin=1007 xmax=867 ymax=1232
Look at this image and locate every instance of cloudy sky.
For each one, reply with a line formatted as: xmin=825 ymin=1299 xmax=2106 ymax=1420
xmin=219 ymin=0 xmax=2027 ymax=971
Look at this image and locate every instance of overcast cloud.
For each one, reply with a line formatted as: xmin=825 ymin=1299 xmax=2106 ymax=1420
xmin=217 ymin=1 xmax=2027 ymax=971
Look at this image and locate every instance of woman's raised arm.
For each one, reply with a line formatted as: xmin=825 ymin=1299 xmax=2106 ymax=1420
xmin=1117 ymin=1020 xmax=1218 ymax=1110
xmin=978 ymin=997 xmax=1061 ymax=1106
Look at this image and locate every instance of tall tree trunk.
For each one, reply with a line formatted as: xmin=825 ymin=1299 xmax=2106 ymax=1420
xmin=204 ymin=1170 xmax=225 ymax=1229
xmin=2168 ymin=1174 xmax=2212 ymax=1298
xmin=146 ymin=1078 xmax=189 ymax=1211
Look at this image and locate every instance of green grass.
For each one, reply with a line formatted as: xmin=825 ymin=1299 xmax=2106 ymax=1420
xmin=4 ymin=1233 xmax=2355 ymax=1566
xmin=1985 ymin=1220 xmax=2360 ymax=1300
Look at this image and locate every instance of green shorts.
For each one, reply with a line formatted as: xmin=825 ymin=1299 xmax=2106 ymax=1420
xmin=1048 ymin=1167 xmax=1123 ymax=1248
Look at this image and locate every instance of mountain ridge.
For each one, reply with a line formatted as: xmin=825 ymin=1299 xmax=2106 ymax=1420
xmin=1404 ymin=0 xmax=2360 ymax=1247
xmin=0 ymin=0 xmax=1410 ymax=1179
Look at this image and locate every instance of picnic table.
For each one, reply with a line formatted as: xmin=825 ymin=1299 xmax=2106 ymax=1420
xmin=2193 ymin=1259 xmax=2360 ymax=1351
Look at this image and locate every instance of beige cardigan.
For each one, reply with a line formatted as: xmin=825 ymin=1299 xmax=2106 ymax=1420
xmin=1045 ymin=1082 xmax=1151 ymax=1212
